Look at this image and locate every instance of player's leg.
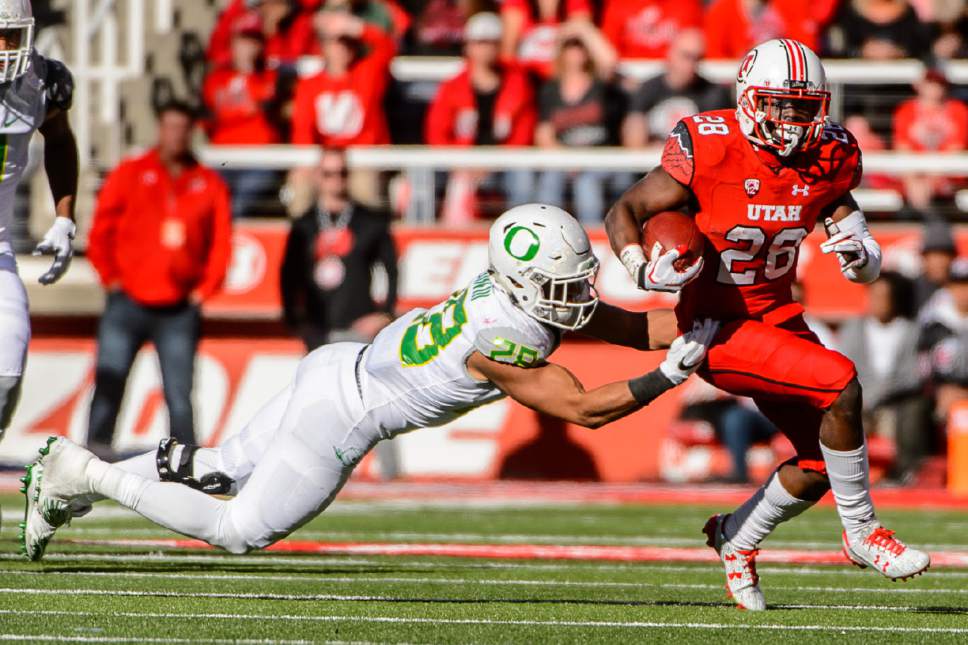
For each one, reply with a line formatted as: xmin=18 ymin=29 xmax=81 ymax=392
xmin=111 ymin=381 xmax=295 ymax=493
xmin=0 ymin=254 xmax=29 ymax=441
xmin=23 ymin=344 xmax=374 ymax=558
xmin=86 ymin=292 xmax=149 ymax=456
xmin=703 ymin=318 xmax=928 ymax=587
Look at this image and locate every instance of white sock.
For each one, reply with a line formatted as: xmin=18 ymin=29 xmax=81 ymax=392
xmin=820 ymin=440 xmax=877 ymax=542
xmin=723 ymin=471 xmax=814 ymax=550
xmin=86 ymin=458 xmax=227 ymax=545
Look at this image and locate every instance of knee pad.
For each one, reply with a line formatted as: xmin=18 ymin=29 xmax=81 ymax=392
xmin=156 ymin=438 xmax=235 ymax=495
xmin=0 ymin=374 xmax=23 ymax=434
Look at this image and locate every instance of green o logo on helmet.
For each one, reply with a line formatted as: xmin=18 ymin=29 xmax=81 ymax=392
xmin=504 ymin=226 xmax=540 ymax=261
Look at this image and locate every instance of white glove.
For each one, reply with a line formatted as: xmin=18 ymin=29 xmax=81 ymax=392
xmin=621 ymin=243 xmax=703 ymax=293
xmin=819 ymin=211 xmax=881 ymax=284
xmin=33 ymin=216 xmax=75 ymax=285
xmin=820 ymin=229 xmax=867 ymax=272
xmin=659 ymin=319 xmax=720 ymax=384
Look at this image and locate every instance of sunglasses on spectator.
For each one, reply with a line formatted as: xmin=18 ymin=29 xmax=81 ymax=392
xmin=322 ymin=168 xmax=349 ymax=178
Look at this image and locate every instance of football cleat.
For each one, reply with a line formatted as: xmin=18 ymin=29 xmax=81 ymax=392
xmin=703 ymin=514 xmax=766 ymax=611
xmin=841 ymin=526 xmax=930 ymax=581
xmin=20 ymin=436 xmax=96 ymax=561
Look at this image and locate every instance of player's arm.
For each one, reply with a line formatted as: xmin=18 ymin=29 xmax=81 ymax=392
xmin=578 ymin=304 xmax=678 ymax=351
xmin=34 ymin=58 xmax=79 ymax=285
xmin=468 ymin=320 xmax=718 ymax=429
xmin=819 ymin=192 xmax=881 ymax=284
xmin=604 ymin=122 xmax=701 ymax=292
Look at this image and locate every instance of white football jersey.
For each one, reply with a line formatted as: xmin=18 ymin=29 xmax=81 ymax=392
xmin=0 ymin=52 xmax=73 ymax=255
xmin=362 ymin=272 xmax=559 ymax=436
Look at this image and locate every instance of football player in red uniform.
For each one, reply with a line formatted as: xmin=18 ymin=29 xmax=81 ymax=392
xmin=605 ymin=39 xmax=930 ymax=610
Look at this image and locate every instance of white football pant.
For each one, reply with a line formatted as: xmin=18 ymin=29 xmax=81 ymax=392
xmin=0 ymin=253 xmax=29 ymax=434
xmin=98 ymin=342 xmax=380 ymax=553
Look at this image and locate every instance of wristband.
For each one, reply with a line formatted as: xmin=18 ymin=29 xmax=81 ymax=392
xmin=620 ymin=244 xmax=646 ymax=277
xmin=628 ymin=369 xmax=676 ymax=406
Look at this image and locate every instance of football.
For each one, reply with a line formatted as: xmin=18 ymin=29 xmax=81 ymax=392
xmin=642 ymin=211 xmax=705 ymax=272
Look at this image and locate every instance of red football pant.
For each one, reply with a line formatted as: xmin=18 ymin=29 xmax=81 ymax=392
xmin=699 ymin=316 xmax=857 ymax=472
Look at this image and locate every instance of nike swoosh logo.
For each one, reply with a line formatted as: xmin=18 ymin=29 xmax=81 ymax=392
xmin=678 ymin=358 xmax=702 ymax=372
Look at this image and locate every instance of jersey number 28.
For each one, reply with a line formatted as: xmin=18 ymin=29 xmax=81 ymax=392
xmin=717 ymin=226 xmax=809 ymax=285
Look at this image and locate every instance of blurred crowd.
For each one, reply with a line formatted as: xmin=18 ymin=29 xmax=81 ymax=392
xmin=197 ymin=0 xmax=968 ymax=221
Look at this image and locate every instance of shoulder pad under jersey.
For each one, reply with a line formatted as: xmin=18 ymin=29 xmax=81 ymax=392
xmin=468 ymin=274 xmax=557 ymax=367
xmin=36 ymin=55 xmax=74 ymax=113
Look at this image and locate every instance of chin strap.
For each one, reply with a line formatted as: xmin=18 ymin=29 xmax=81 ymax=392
xmin=156 ymin=438 xmax=235 ymax=495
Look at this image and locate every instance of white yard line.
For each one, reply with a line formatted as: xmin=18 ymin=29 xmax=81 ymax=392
xmin=1 ymin=570 xmax=965 ymax=595
xmin=0 ymin=610 xmax=965 ymax=635
xmin=3 ymin=551 xmax=968 ymax=577
xmin=1 ymin=587 xmax=966 ymax=610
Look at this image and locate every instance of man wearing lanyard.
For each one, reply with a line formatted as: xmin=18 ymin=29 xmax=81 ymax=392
xmin=281 ymin=148 xmax=398 ymax=352
xmin=86 ymin=101 xmax=233 ymax=459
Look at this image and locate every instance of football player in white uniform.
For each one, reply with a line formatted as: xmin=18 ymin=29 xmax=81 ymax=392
xmin=21 ymin=204 xmax=717 ymax=560
xmin=0 ymin=0 xmax=78 ymax=495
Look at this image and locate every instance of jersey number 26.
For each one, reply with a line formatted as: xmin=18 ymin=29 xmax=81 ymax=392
xmin=717 ymin=226 xmax=809 ymax=285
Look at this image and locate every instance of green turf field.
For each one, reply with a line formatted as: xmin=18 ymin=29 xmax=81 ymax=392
xmin=2 ymin=492 xmax=967 ymax=643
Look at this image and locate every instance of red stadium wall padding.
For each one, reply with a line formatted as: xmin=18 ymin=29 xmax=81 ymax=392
xmin=204 ymin=223 xmax=968 ymax=320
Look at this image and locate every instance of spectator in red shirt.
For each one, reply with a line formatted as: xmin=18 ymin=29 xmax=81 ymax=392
xmin=203 ymin=11 xmax=285 ymax=217
xmin=86 ymin=102 xmax=233 ymax=457
xmin=703 ymin=0 xmax=838 ymax=59
xmin=291 ymin=10 xmax=395 ymax=147
xmin=500 ymin=0 xmax=592 ymax=79
xmin=208 ymin=0 xmax=315 ymax=68
xmin=426 ymin=12 xmax=537 ymax=221
xmin=601 ymin=0 xmax=703 ymax=60
xmin=893 ymin=69 xmax=968 ymax=208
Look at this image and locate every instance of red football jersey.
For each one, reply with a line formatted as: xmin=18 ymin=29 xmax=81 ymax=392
xmin=660 ymin=109 xmax=862 ymax=326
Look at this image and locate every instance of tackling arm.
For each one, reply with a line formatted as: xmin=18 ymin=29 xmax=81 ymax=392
xmin=467 ymin=320 xmax=718 ymax=429
xmin=578 ymin=304 xmax=678 ymax=350
xmin=820 ymin=192 xmax=881 ymax=284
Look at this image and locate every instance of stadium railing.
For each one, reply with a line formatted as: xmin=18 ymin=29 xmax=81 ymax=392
xmin=199 ymin=145 xmax=968 ymax=223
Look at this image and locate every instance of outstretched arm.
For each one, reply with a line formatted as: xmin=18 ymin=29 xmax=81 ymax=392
xmin=578 ymin=304 xmax=678 ymax=350
xmin=468 ymin=320 xmax=718 ymax=429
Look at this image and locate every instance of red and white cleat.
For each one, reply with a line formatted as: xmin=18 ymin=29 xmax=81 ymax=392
xmin=703 ymin=514 xmax=766 ymax=611
xmin=841 ymin=526 xmax=930 ymax=581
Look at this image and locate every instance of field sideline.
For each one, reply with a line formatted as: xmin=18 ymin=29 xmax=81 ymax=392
xmin=1 ymin=482 xmax=967 ymax=643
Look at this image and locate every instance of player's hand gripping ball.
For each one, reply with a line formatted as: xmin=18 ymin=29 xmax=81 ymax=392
xmin=637 ymin=211 xmax=705 ymax=292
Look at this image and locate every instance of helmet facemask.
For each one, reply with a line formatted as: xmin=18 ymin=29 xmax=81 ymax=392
xmin=0 ymin=20 xmax=33 ymax=83
xmin=741 ymin=86 xmax=829 ymax=157
xmin=526 ymin=258 xmax=600 ymax=331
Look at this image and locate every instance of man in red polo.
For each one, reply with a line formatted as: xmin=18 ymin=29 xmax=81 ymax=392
xmin=86 ymin=102 xmax=233 ymax=458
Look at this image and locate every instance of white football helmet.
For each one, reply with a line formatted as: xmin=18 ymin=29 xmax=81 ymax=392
xmin=735 ymin=39 xmax=830 ymax=157
xmin=488 ymin=203 xmax=599 ymax=331
xmin=0 ymin=0 xmax=33 ymax=83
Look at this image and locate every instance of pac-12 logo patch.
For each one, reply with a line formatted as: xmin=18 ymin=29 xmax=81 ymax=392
xmin=744 ymin=178 xmax=761 ymax=197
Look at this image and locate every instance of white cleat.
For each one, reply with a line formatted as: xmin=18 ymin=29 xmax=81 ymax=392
xmin=704 ymin=514 xmax=766 ymax=611
xmin=842 ymin=526 xmax=930 ymax=581
xmin=20 ymin=436 xmax=96 ymax=561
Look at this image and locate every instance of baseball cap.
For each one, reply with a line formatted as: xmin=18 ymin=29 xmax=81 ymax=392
xmin=922 ymin=221 xmax=957 ymax=255
xmin=233 ymin=12 xmax=264 ymax=39
xmin=464 ymin=12 xmax=502 ymax=42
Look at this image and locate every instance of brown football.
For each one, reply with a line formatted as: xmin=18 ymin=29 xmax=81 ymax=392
xmin=642 ymin=211 xmax=705 ymax=272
